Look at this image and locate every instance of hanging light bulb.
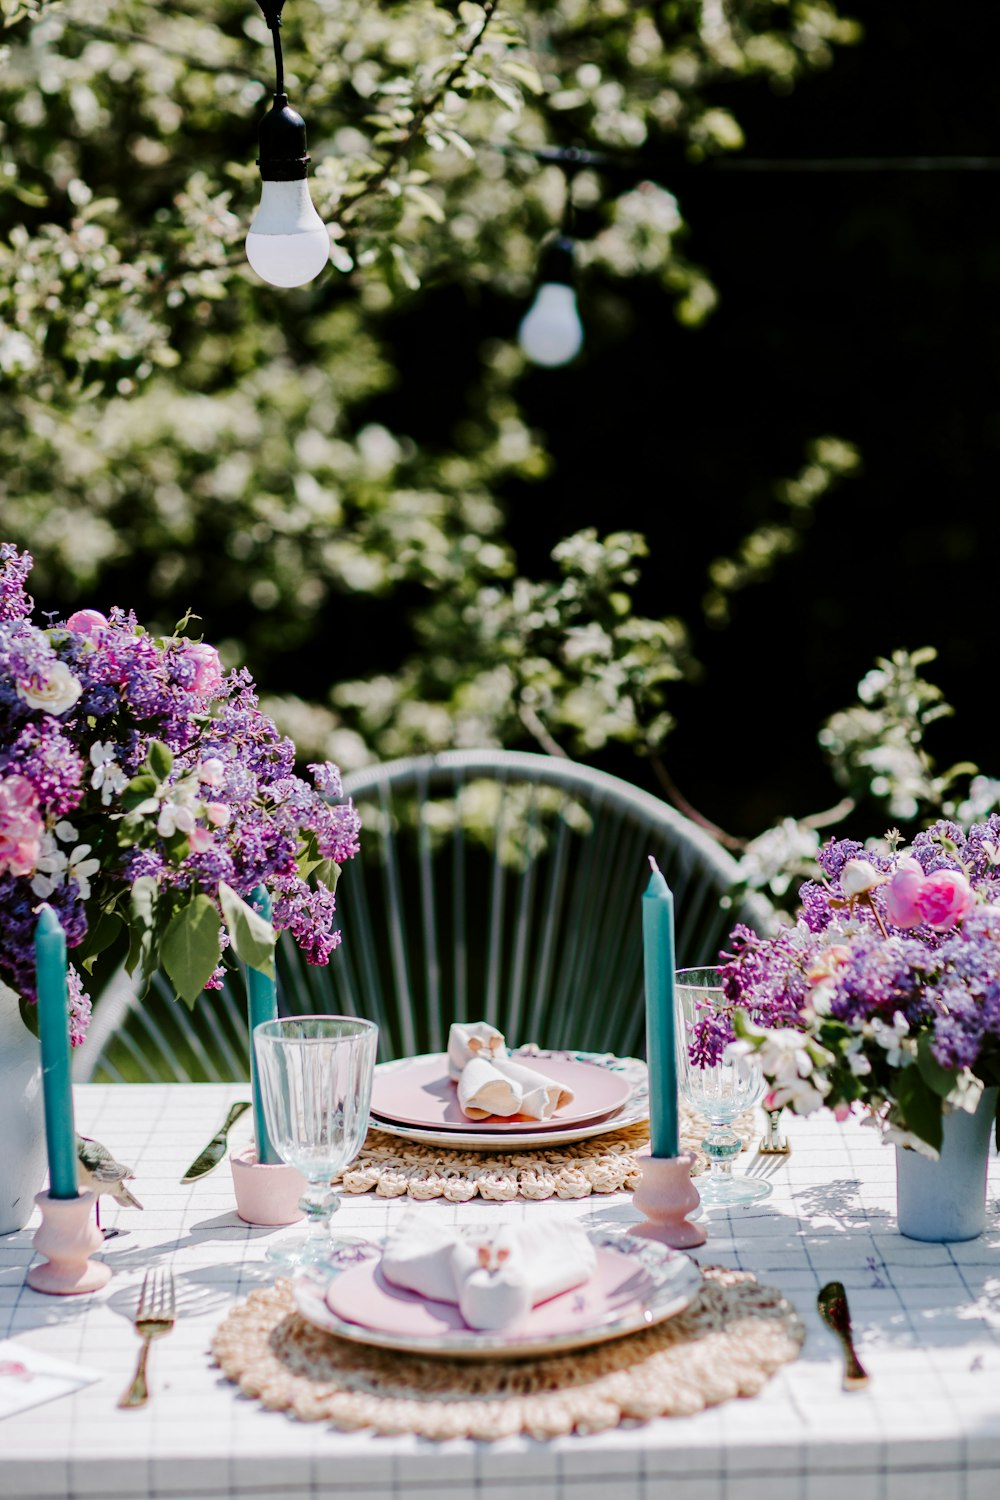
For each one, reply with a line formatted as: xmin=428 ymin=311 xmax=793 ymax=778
xmin=246 ymin=96 xmax=329 ymax=288
xmin=246 ymin=2 xmax=329 ymax=289
xmin=517 ymin=235 xmax=583 ymax=368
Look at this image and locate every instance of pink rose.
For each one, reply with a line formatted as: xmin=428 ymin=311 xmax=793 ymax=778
xmin=885 ymin=858 xmax=975 ymax=931
xmin=65 ymin=609 xmax=108 ymax=637
xmin=185 ymin=643 xmax=224 ymax=696
xmin=198 ymin=758 xmax=226 ymax=787
xmin=0 ymin=774 xmax=44 ymax=877
xmin=885 ymin=858 xmax=926 ymax=928
xmin=917 ymin=869 xmax=975 ymax=931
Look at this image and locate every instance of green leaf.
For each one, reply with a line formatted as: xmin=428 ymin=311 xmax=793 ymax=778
xmin=160 ymin=896 xmax=222 ymax=1007
xmin=219 ymin=881 xmax=276 ymax=978
xmin=894 ymin=1066 xmax=944 ymax=1153
xmin=125 ymin=875 xmax=158 ymax=983
xmin=314 ymin=859 xmax=341 ymax=893
xmin=916 ymin=1035 xmax=956 ymax=1099
xmin=501 ymin=60 xmax=544 ymax=94
xmin=147 ymin=741 xmax=174 ymax=782
xmin=122 ymin=773 xmax=158 ymax=812
xmin=297 ymin=832 xmax=341 ymax=893
xmin=18 ymin=994 xmax=39 ymax=1038
xmin=78 ymin=911 xmax=123 ymax=975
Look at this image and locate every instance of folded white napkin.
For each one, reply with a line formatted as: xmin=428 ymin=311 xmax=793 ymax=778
xmin=379 ymin=1213 xmax=597 ymax=1331
xmin=447 ymin=1022 xmax=574 ymax=1121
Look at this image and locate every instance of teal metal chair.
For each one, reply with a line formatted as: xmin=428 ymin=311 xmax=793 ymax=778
xmin=78 ymin=750 xmax=774 ymax=1081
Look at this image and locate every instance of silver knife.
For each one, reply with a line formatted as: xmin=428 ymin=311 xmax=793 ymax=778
xmin=181 ymin=1101 xmax=252 ymax=1182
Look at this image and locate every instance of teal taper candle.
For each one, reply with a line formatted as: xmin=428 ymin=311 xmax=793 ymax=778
xmin=247 ymin=885 xmax=281 ymax=1165
xmin=642 ymin=857 xmax=679 ymax=1158
xmin=34 ymin=905 xmax=79 ymax=1199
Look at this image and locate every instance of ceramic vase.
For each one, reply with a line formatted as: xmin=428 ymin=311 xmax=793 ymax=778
xmin=0 ymin=981 xmax=48 ymax=1235
xmin=895 ymin=1086 xmax=998 ymax=1242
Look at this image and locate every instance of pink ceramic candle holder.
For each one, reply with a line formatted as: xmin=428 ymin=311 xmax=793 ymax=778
xmin=229 ymin=1146 xmax=306 ymax=1226
xmin=26 ymin=1190 xmax=112 ymax=1295
xmin=630 ymin=1152 xmax=707 ymax=1248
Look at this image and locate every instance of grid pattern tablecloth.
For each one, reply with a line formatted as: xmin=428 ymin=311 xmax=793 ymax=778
xmin=1 ymin=1084 xmax=999 ymax=1500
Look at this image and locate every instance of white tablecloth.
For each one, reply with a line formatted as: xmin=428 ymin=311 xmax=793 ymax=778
xmin=1 ymin=1084 xmax=999 ymax=1500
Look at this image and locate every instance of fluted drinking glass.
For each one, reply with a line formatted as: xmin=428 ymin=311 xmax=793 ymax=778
xmin=675 ymin=967 xmax=771 ymax=1205
xmin=254 ymin=1015 xmax=378 ymax=1270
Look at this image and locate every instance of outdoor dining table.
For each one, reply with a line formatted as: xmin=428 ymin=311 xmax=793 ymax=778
xmin=2 ymin=1082 xmax=999 ymax=1500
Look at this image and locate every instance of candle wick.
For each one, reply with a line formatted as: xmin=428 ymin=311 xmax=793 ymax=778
xmin=648 ymin=855 xmax=661 ymax=874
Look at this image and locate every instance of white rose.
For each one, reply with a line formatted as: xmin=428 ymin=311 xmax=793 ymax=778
xmin=17 ymin=661 xmax=83 ymax=716
xmin=840 ymin=858 xmax=886 ymax=899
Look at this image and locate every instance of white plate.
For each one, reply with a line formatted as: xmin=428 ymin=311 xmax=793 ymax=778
xmin=367 ymin=1050 xmax=649 ymax=1150
xmin=293 ymin=1229 xmax=702 ymax=1361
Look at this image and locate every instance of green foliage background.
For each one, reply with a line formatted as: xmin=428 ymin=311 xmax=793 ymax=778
xmin=3 ymin=0 xmax=996 ymax=904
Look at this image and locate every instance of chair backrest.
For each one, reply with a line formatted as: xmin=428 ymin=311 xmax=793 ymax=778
xmin=78 ymin=750 xmax=773 ymax=1081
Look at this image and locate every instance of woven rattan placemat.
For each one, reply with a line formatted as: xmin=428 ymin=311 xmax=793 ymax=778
xmin=212 ymin=1267 xmax=802 ymax=1439
xmin=337 ymin=1100 xmax=755 ymax=1202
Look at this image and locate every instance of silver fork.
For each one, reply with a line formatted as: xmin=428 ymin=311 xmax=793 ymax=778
xmin=118 ymin=1268 xmax=176 ymax=1409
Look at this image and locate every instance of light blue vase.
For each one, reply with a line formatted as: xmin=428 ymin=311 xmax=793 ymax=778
xmin=895 ymin=1086 xmax=999 ymax=1242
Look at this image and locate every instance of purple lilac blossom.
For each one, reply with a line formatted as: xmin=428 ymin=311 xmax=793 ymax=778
xmin=1 ymin=548 xmax=361 ymax=1042
xmin=711 ymin=827 xmax=1000 ymax=1105
xmin=0 ymin=545 xmax=34 ymax=622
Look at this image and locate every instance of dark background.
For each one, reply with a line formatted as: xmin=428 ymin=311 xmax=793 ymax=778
xmin=370 ymin=0 xmax=1000 ymax=841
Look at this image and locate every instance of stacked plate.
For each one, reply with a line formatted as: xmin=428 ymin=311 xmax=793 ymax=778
xmin=367 ymin=1048 xmax=650 ymax=1149
xmin=293 ymin=1228 xmax=702 ymax=1360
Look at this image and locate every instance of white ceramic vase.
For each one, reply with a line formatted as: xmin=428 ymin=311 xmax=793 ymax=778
xmin=895 ymin=1085 xmax=999 ymax=1243
xmin=0 ymin=980 xmax=48 ymax=1235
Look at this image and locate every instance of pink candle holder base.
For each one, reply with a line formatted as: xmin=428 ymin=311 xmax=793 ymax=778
xmin=26 ymin=1190 xmax=112 ymax=1295
xmin=630 ymin=1152 xmax=707 ymax=1248
xmin=230 ymin=1146 xmax=306 ymax=1226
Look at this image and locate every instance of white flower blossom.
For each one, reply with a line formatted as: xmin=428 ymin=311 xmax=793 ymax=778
xmin=29 ymin=832 xmax=69 ymax=898
xmin=884 ymin=1124 xmax=939 ymax=1159
xmin=945 ymin=1069 xmax=984 ymax=1115
xmin=726 ymin=1028 xmax=831 ymax=1115
xmin=868 ymin=1012 xmax=915 ymax=1068
xmin=66 ymin=844 xmax=100 ymax=901
xmin=157 ymin=800 xmax=196 ymax=838
xmin=90 ymin=741 xmax=129 ymax=806
xmin=840 ymin=858 xmax=887 ymax=899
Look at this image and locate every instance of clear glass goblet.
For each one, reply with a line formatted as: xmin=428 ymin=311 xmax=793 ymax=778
xmin=253 ymin=1015 xmax=379 ymax=1271
xmin=675 ymin=967 xmax=772 ymax=1205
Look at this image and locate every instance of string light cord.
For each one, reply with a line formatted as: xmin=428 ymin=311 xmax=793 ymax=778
xmin=487 ymin=140 xmax=1000 ymax=179
xmin=255 ymin=0 xmax=286 ymax=99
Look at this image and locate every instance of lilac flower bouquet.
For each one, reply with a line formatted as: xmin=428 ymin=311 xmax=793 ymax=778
xmin=700 ymin=820 xmax=1000 ymax=1156
xmin=0 ymin=545 xmax=360 ymax=1047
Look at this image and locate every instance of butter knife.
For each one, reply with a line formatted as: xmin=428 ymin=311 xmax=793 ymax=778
xmin=817 ymin=1281 xmax=870 ymax=1390
xmin=181 ymin=1101 xmax=252 ymax=1182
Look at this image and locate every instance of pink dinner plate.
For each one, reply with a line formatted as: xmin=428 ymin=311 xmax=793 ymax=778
xmin=294 ymin=1232 xmax=702 ymax=1359
xmin=325 ymin=1246 xmax=644 ymax=1341
xmin=368 ymin=1052 xmax=633 ymax=1132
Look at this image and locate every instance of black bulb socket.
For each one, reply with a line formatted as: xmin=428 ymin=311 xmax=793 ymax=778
xmin=257 ymin=93 xmax=310 ymax=182
xmin=537 ymin=235 xmax=576 ymax=287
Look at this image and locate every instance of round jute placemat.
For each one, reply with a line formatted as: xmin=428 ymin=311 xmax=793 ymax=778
xmin=336 ymin=1101 xmax=756 ymax=1203
xmin=212 ymin=1267 xmax=802 ymax=1439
